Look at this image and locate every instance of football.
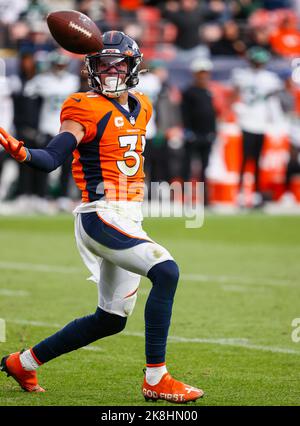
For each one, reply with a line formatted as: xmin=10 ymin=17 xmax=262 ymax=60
xmin=46 ymin=10 xmax=103 ymax=54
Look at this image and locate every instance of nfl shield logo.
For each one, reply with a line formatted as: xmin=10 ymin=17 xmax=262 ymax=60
xmin=129 ymin=116 xmax=136 ymax=125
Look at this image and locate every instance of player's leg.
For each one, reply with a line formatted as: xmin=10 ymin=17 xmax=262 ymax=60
xmin=0 ymin=213 xmax=143 ymax=392
xmin=96 ymin=258 xmax=141 ymax=318
xmin=253 ymin=133 xmax=264 ymax=194
xmin=24 ymin=258 xmax=140 ymax=362
xmin=0 ymin=229 xmax=138 ymax=393
xmin=78 ymin=212 xmax=204 ymax=402
xmin=198 ymin=142 xmax=212 ymax=206
xmin=238 ymin=131 xmax=253 ymax=205
xmin=1 ymin=211 xmax=202 ymax=400
xmin=0 ymin=299 xmax=127 ymax=392
xmin=0 ymin=257 xmax=140 ymax=392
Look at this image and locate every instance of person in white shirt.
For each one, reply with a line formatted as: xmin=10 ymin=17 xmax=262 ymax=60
xmin=231 ymin=46 xmax=284 ymax=206
xmin=0 ymin=60 xmax=14 ymax=200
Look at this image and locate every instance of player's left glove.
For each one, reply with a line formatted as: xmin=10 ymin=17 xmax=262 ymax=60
xmin=0 ymin=127 xmax=29 ymax=162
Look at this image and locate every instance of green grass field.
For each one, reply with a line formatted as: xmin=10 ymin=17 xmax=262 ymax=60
xmin=0 ymin=213 xmax=300 ymax=406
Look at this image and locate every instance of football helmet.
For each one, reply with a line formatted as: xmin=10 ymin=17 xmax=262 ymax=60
xmin=85 ymin=31 xmax=142 ymax=98
xmin=246 ymin=46 xmax=271 ymax=65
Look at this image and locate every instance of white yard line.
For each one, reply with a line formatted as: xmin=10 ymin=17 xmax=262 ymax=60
xmin=123 ymin=331 xmax=300 ymax=355
xmin=0 ymin=319 xmax=5 ymax=342
xmin=220 ymin=285 xmax=266 ymax=293
xmin=0 ymin=289 xmax=29 ymax=297
xmin=6 ymin=318 xmax=300 ymax=356
xmin=0 ymin=261 xmax=81 ymax=274
xmin=181 ymin=273 xmax=294 ymax=287
xmin=8 ymin=319 xmax=62 ymax=328
xmin=82 ymin=345 xmax=103 ymax=352
xmin=0 ymin=261 xmax=294 ymax=287
xmin=221 ymin=285 xmax=250 ymax=293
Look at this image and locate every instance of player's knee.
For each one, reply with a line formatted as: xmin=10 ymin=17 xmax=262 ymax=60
xmin=160 ymin=260 xmax=179 ymax=285
xmin=147 ymin=260 xmax=179 ymax=294
xmin=94 ymin=307 xmax=127 ymax=335
xmin=110 ymin=314 xmax=127 ymax=334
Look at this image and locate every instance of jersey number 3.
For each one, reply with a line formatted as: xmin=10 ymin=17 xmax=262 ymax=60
xmin=117 ymin=135 xmax=146 ymax=177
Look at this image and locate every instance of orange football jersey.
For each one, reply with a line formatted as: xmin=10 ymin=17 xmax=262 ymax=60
xmin=60 ymin=90 xmax=152 ymax=202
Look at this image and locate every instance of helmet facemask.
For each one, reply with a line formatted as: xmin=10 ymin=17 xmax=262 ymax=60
xmin=85 ymin=31 xmax=143 ymax=98
xmin=85 ymin=53 xmax=142 ymax=98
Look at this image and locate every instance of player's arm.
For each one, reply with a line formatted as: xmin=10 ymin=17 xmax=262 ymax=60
xmin=0 ymin=121 xmax=84 ymax=173
xmin=59 ymin=119 xmax=85 ymax=144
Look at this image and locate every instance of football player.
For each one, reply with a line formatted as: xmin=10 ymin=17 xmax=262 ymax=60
xmin=231 ymin=46 xmax=284 ymax=207
xmin=0 ymin=31 xmax=204 ymax=403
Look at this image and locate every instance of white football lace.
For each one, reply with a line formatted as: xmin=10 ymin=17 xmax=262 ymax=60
xmin=69 ymin=21 xmax=92 ymax=38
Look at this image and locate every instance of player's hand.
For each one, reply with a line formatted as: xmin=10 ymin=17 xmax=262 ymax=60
xmin=0 ymin=127 xmax=28 ymax=162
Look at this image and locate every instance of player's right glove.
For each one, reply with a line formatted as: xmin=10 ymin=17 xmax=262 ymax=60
xmin=0 ymin=127 xmax=29 ymax=162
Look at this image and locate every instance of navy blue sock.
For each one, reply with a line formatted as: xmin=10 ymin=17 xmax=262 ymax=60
xmin=145 ymin=260 xmax=179 ymax=364
xmin=32 ymin=307 xmax=126 ymax=363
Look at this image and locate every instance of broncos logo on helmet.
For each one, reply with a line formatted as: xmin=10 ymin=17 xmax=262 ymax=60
xmin=85 ymin=31 xmax=143 ymax=98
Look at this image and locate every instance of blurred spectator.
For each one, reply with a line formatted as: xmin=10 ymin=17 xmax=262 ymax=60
xmin=23 ymin=50 xmax=80 ymax=208
xmin=76 ymin=0 xmax=104 ymax=21
xmin=204 ymin=0 xmax=232 ymax=22
xmin=1 ymin=0 xmax=300 ymax=211
xmin=76 ymin=0 xmax=116 ymax=31
xmin=161 ymin=0 xmax=203 ymax=49
xmin=118 ymin=0 xmax=143 ymax=19
xmin=0 ymin=58 xmax=14 ymax=133
xmin=136 ymin=61 xmax=162 ymax=184
xmin=262 ymin=0 xmax=292 ymax=9
xmin=0 ymin=0 xmax=28 ymax=47
xmin=278 ymin=70 xmax=300 ymax=200
xmin=201 ymin=22 xmax=223 ymax=47
xmin=8 ymin=19 xmax=30 ymax=50
xmin=19 ymin=0 xmax=49 ymax=22
xmin=209 ymin=19 xmax=247 ymax=56
xmin=138 ymin=59 xmax=184 ymax=186
xmin=0 ymin=56 xmax=15 ymax=199
xmin=153 ymin=61 xmax=183 ymax=182
xmin=249 ymin=7 xmax=297 ymax=34
xmin=231 ymin=0 xmax=263 ymax=21
xmin=247 ymin=25 xmax=271 ymax=50
xmin=9 ymin=51 xmax=42 ymax=203
xmin=18 ymin=20 xmax=54 ymax=56
xmin=269 ymin=15 xmax=300 ymax=57
xmin=231 ymin=46 xmax=285 ymax=206
xmin=181 ymin=58 xmax=217 ymax=205
xmin=122 ymin=21 xmax=144 ymax=45
xmin=292 ymin=0 xmax=300 ymax=17
xmin=0 ymin=0 xmax=28 ymax=24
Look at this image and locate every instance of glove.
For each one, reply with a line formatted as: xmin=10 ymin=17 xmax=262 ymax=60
xmin=0 ymin=127 xmax=28 ymax=162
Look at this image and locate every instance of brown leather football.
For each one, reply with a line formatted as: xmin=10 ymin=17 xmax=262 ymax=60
xmin=47 ymin=10 xmax=103 ymax=54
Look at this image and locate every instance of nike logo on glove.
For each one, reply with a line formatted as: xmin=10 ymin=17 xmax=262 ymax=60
xmin=72 ymin=97 xmax=81 ymax=103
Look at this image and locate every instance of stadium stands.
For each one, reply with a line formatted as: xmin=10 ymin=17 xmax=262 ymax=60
xmin=1 ymin=0 xmax=300 ymax=212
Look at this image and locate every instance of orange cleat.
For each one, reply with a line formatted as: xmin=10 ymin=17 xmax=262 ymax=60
xmin=142 ymin=372 xmax=204 ymax=403
xmin=1 ymin=351 xmax=45 ymax=392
